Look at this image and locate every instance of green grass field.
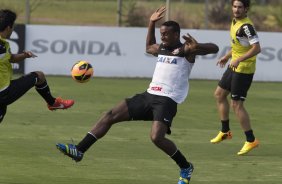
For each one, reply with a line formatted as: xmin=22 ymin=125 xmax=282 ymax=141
xmin=0 ymin=76 xmax=282 ymax=184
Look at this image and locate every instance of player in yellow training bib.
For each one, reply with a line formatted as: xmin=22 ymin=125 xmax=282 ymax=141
xmin=210 ymin=0 xmax=261 ymax=155
xmin=0 ymin=9 xmax=74 ymax=123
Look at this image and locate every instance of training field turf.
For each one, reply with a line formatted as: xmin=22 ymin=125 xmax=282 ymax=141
xmin=0 ymin=76 xmax=281 ymax=184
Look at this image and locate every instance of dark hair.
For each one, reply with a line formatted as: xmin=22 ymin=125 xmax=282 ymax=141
xmin=162 ymin=21 xmax=180 ymax=35
xmin=0 ymin=9 xmax=17 ymax=32
xmin=232 ymin=0 xmax=250 ymax=8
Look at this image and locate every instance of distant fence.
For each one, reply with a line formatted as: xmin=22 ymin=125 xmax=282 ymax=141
xmin=2 ymin=0 xmax=281 ymax=31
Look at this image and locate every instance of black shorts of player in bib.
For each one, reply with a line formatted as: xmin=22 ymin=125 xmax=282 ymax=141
xmin=218 ymin=67 xmax=254 ymax=101
xmin=125 ymin=91 xmax=177 ymax=134
xmin=0 ymin=72 xmax=38 ymax=123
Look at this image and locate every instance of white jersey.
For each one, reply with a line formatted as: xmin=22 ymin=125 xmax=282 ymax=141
xmin=147 ymin=43 xmax=194 ymax=104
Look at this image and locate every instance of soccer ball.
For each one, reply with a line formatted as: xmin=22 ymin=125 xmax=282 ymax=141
xmin=71 ymin=60 xmax=94 ymax=83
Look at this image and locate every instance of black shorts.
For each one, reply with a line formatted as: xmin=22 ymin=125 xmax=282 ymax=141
xmin=218 ymin=67 xmax=254 ymax=101
xmin=125 ymin=91 xmax=177 ymax=134
xmin=0 ymin=72 xmax=38 ymax=122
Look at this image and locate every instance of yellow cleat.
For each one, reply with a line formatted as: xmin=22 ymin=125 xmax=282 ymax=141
xmin=237 ymin=139 xmax=259 ymax=155
xmin=210 ymin=131 xmax=232 ymax=144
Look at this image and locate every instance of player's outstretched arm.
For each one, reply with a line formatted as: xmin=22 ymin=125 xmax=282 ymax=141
xmin=10 ymin=51 xmax=37 ymax=63
xmin=146 ymin=6 xmax=166 ymax=56
xmin=183 ymin=33 xmax=219 ymax=56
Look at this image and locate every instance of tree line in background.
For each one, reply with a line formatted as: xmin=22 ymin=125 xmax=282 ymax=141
xmin=2 ymin=0 xmax=282 ymax=32
xmin=124 ymin=0 xmax=282 ymax=31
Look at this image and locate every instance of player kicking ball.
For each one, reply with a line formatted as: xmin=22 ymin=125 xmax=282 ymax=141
xmin=0 ymin=9 xmax=74 ymax=123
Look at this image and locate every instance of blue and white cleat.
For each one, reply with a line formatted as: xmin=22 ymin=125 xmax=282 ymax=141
xmin=56 ymin=143 xmax=83 ymax=162
xmin=178 ymin=163 xmax=194 ymax=184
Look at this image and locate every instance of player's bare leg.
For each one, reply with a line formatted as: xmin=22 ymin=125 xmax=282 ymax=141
xmin=214 ymin=86 xmax=230 ymax=123
xmin=90 ymin=100 xmax=130 ymax=138
xmin=150 ymin=121 xmax=193 ymax=184
xmin=56 ymin=100 xmax=129 ymax=161
xmin=231 ymin=100 xmax=251 ymax=131
xmin=211 ymin=86 xmax=232 ymax=143
xmin=231 ymin=100 xmax=259 ymax=155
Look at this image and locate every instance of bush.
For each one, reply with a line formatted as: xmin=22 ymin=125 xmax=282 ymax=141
xmin=207 ymin=0 xmax=231 ymax=25
xmin=124 ymin=1 xmax=149 ymax=27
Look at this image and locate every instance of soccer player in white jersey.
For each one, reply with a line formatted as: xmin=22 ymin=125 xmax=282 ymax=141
xmin=56 ymin=6 xmax=218 ymax=184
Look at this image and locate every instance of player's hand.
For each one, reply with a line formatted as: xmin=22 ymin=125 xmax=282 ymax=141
xmin=183 ymin=33 xmax=198 ymax=45
xmin=229 ymin=59 xmax=240 ymax=69
xmin=216 ymin=56 xmax=229 ymax=68
xmin=23 ymin=51 xmax=37 ymax=58
xmin=150 ymin=6 xmax=166 ymax=22
xmin=183 ymin=33 xmax=198 ymax=53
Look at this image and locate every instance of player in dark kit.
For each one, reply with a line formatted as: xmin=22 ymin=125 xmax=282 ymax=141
xmin=56 ymin=6 xmax=218 ymax=184
xmin=0 ymin=9 xmax=74 ymax=123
